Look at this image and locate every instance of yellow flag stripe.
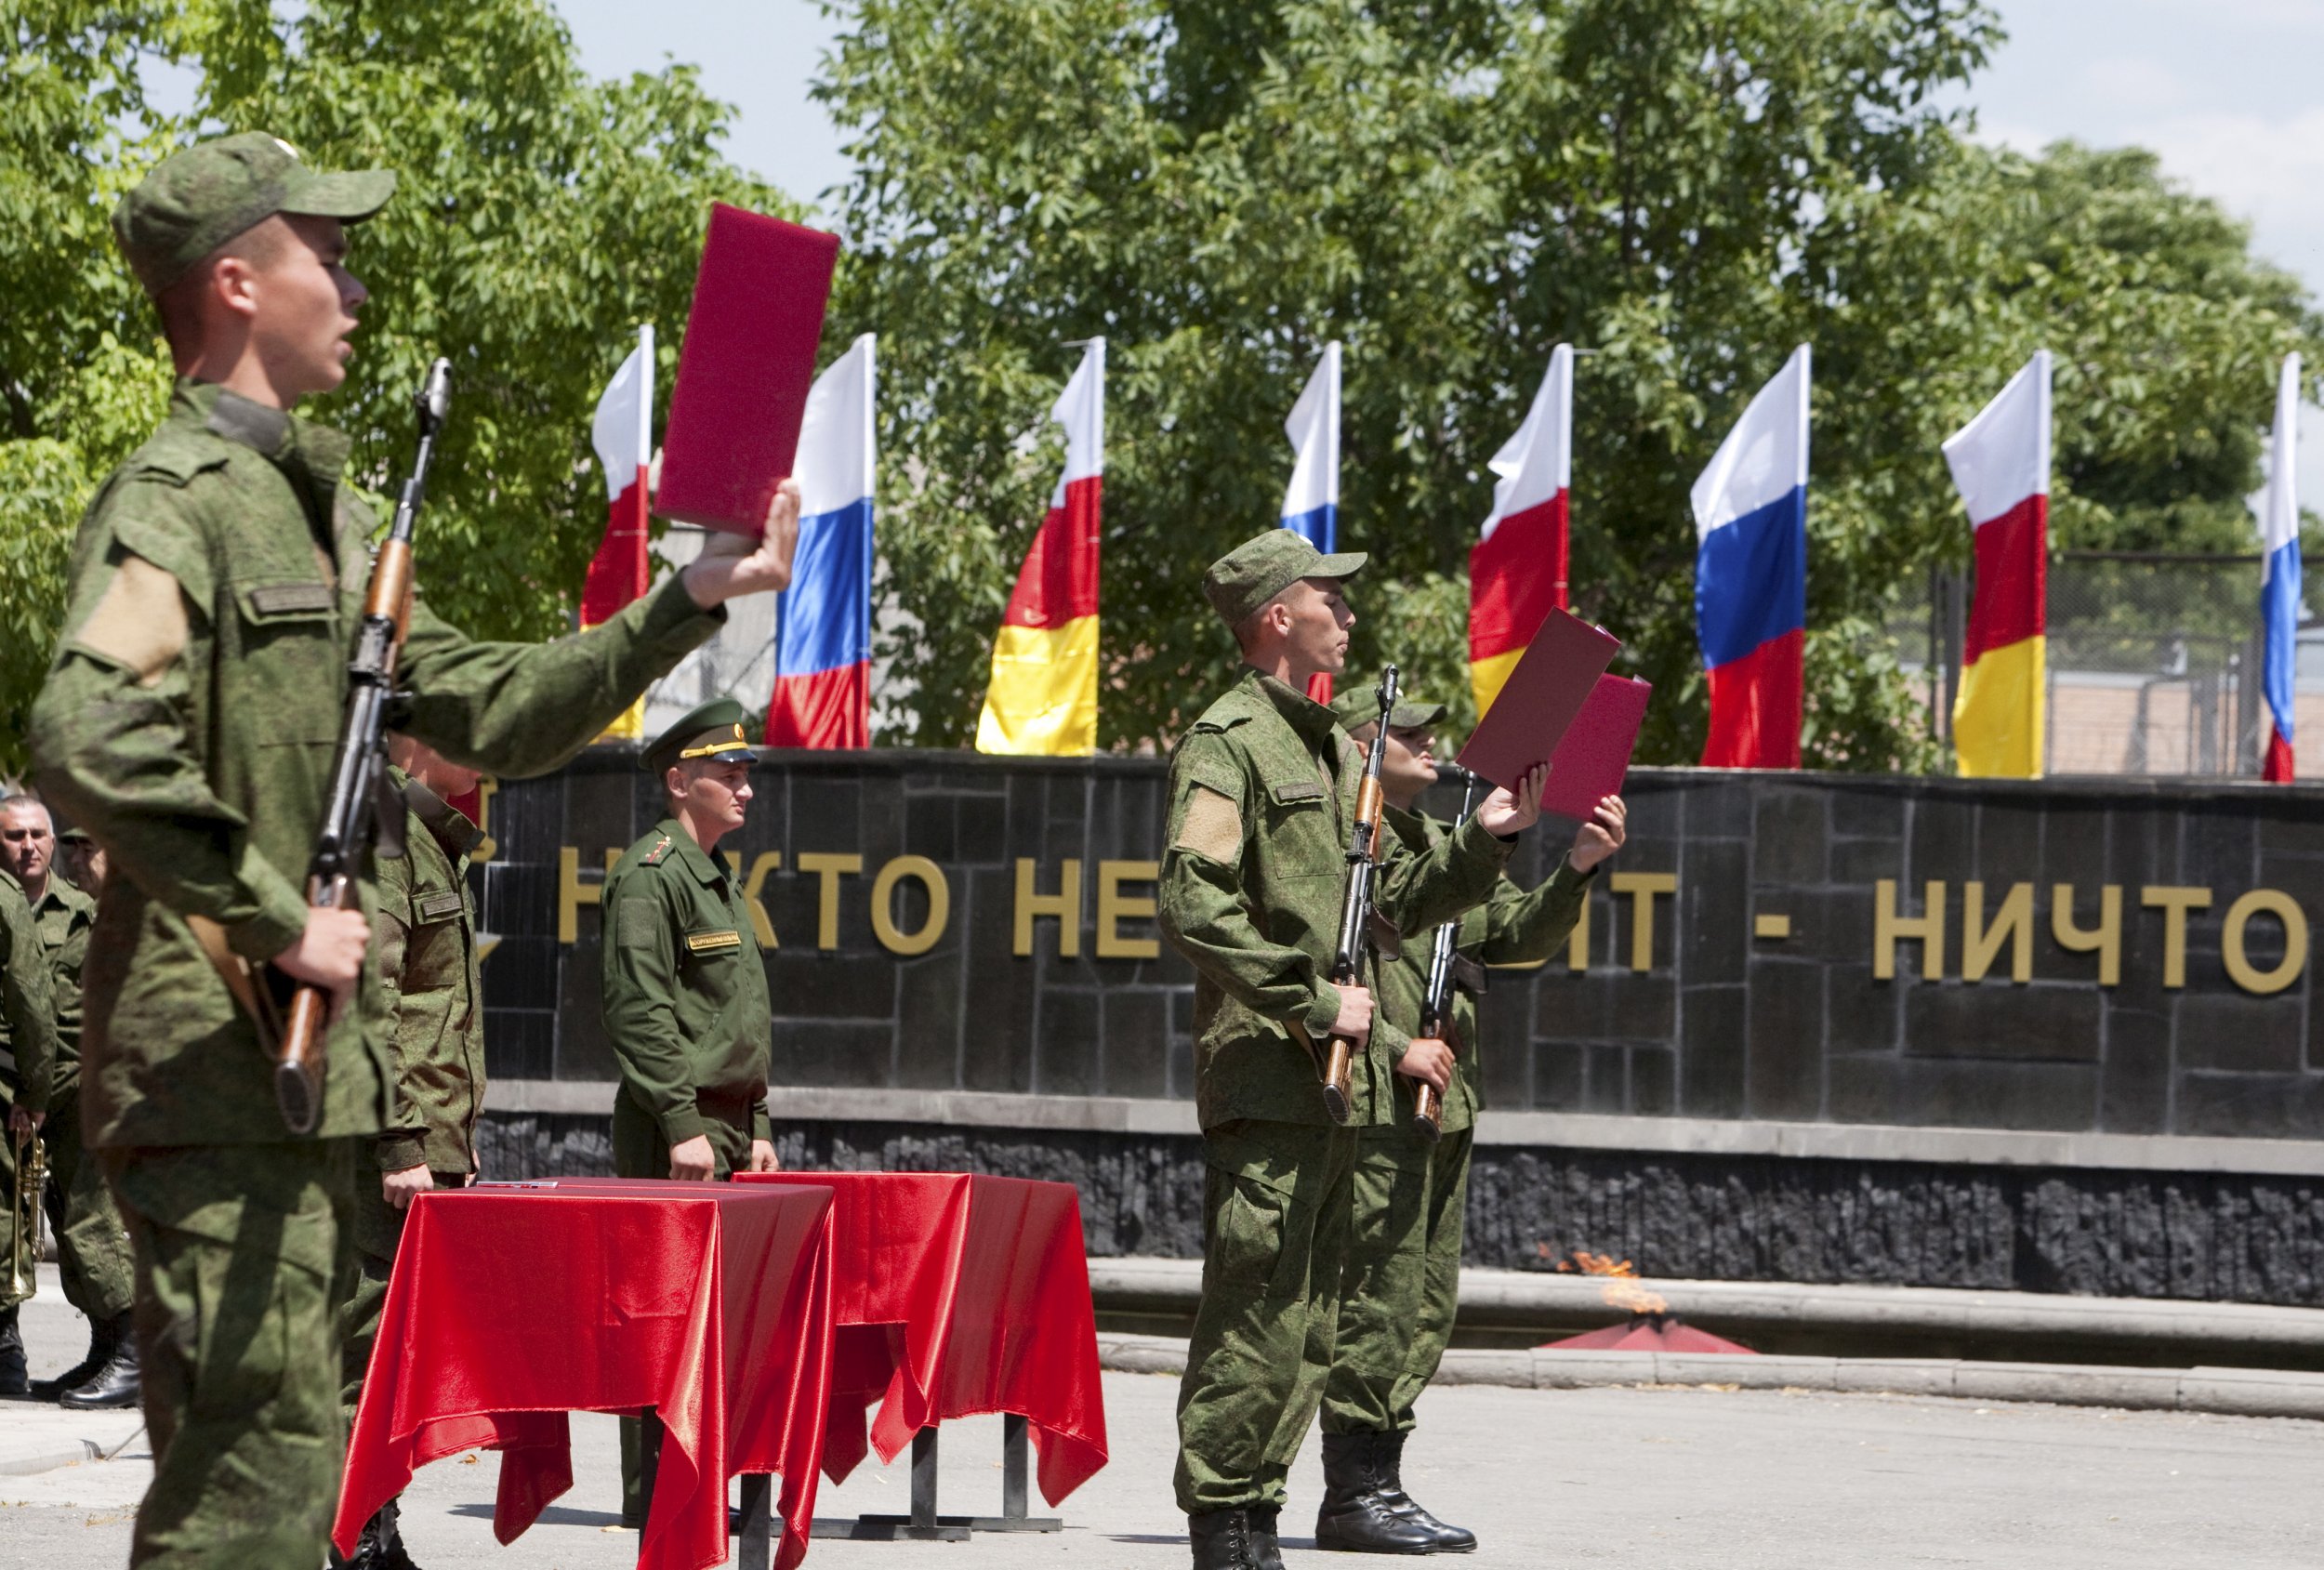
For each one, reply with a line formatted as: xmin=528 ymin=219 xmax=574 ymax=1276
xmin=1953 ymin=633 xmax=2045 ymax=778
xmin=1471 ymin=646 xmax=1525 ymax=721
xmin=597 ymin=696 xmax=645 ymax=744
xmin=976 ymin=614 xmax=1100 ymax=756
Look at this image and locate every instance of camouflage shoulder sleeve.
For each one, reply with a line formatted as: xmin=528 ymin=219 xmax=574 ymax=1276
xmin=0 ymin=881 xmax=59 ymax=1115
xmin=1477 ymin=856 xmax=1596 ymax=967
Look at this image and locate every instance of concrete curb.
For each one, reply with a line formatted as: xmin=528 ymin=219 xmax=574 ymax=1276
xmin=1095 ymin=1332 xmax=2324 ymax=1420
xmin=0 ymin=1440 xmax=104 ymax=1478
xmin=1089 ymin=1257 xmax=2324 ymax=1366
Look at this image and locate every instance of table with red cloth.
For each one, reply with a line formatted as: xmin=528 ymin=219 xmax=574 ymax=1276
xmin=335 ymin=1179 xmax=837 ymax=1570
xmin=734 ymin=1171 xmax=1108 ymax=1521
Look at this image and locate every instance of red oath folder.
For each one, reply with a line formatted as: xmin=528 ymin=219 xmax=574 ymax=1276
xmin=656 ymin=204 xmax=841 ymax=534
xmin=1538 ymin=675 xmax=1652 ymax=823
xmin=1455 ymin=609 xmax=1621 ymax=790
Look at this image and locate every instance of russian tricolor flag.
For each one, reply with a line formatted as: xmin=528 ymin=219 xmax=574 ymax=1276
xmin=768 ymin=333 xmax=877 ymax=748
xmin=1470 ymin=344 xmax=1573 ymax=719
xmin=1944 ymin=350 xmax=2051 ymax=779
xmin=1280 ymin=342 xmax=1341 ymax=704
xmin=1693 ymin=346 xmax=1809 ymax=769
xmin=585 ymin=324 xmax=654 ymax=741
xmin=2257 ymin=352 xmax=2304 ymax=783
xmin=976 ymin=338 xmax=1104 ymax=756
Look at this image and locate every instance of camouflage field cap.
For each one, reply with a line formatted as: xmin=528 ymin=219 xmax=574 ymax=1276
xmin=645 ymin=697 xmax=759 ymax=776
xmin=112 ymin=131 xmax=397 ymax=297
xmin=1327 ymin=687 xmax=1446 ymax=733
xmin=1201 ymin=529 xmax=1367 ymax=627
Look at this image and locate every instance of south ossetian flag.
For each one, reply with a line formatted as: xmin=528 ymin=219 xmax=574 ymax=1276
xmin=1280 ymin=342 xmax=1341 ymax=704
xmin=769 ymin=333 xmax=877 ymax=748
xmin=1470 ymin=344 xmax=1573 ymax=719
xmin=2256 ymin=352 xmax=2304 ymax=783
xmin=1943 ymin=350 xmax=2051 ymax=780
xmin=1693 ymin=345 xmax=1809 ymax=769
xmin=976 ymin=338 xmax=1105 ymax=756
xmin=584 ymin=324 xmax=654 ymax=741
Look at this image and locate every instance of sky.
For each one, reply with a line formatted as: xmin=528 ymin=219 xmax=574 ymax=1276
xmin=556 ymin=0 xmax=2324 ymax=503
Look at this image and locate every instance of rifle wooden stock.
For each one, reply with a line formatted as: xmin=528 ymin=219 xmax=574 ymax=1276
xmin=1322 ymin=666 xmax=1400 ymax=1125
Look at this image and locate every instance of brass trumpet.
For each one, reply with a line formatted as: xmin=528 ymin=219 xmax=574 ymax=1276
xmin=7 ymin=1121 xmax=44 ymax=1300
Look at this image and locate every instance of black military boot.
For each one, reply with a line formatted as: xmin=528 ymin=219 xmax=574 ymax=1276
xmin=1314 ymin=1431 xmax=1438 ymax=1553
xmin=0 ymin=1304 xmax=26 ymax=1397
xmin=1248 ymin=1505 xmax=1287 ymax=1570
xmin=327 ymin=1500 xmax=398 ymax=1569
xmin=59 ymin=1312 xmax=139 ymax=1409
xmin=1188 ymin=1507 xmax=1268 ymax=1570
xmin=29 ymin=1313 xmax=116 ymax=1401
xmin=1377 ymin=1430 xmax=1475 ymax=1552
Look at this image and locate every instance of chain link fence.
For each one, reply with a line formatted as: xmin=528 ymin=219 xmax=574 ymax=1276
xmin=1896 ymin=551 xmax=2290 ymax=778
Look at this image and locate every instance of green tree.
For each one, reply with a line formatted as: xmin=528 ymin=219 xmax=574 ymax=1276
xmin=0 ymin=0 xmax=792 ymax=775
xmin=823 ymin=0 xmax=2322 ymax=767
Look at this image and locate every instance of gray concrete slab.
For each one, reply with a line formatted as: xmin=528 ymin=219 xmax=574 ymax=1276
xmin=6 ymin=1352 xmax=2324 ymax=1564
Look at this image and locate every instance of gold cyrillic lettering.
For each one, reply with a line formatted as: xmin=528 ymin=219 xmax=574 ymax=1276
xmin=1874 ymin=879 xmax=1947 ymax=980
xmin=1095 ymin=860 xmax=1159 ymax=959
xmin=871 ymin=855 xmax=949 ymax=956
xmin=556 ymin=846 xmax=622 ymax=944
xmin=1014 ymin=858 xmax=1083 ymax=957
xmin=2223 ymin=889 xmax=2306 ymax=996
xmin=1961 ymin=881 xmax=2034 ymax=983
xmin=1565 ymin=889 xmax=1591 ymax=971
xmin=1609 ymin=871 xmax=1676 ymax=973
xmin=797 ymin=852 xmax=864 ymax=951
xmin=2051 ymin=884 xmax=2123 ymax=986
xmin=2140 ymin=885 xmax=2212 ymax=989
xmin=722 ymin=851 xmax=782 ymax=949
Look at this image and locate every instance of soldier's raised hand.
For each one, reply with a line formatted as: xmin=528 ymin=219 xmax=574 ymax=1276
xmin=681 ymin=478 xmax=803 ymax=607
xmin=1475 ymin=761 xmax=1549 ymax=838
xmin=1570 ymin=794 xmax=1627 ymax=872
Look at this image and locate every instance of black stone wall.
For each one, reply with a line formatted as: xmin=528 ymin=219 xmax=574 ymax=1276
xmin=481 ymin=750 xmax=2324 ymax=1142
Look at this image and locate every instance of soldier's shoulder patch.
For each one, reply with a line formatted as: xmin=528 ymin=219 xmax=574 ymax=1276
xmin=1175 ymin=784 xmax=1244 ymax=864
xmin=640 ymin=835 xmax=673 ymax=865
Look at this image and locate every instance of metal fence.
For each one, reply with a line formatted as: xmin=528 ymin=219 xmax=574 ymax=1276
xmin=1900 ymin=552 xmax=2271 ymax=779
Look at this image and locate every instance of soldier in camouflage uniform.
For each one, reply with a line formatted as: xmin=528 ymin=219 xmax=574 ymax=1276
xmin=0 ymin=795 xmax=137 ymax=1408
xmin=0 ymin=864 xmax=60 ymax=1397
xmin=29 ymin=132 xmax=799 ymax=1568
xmin=603 ymin=696 xmax=779 ymax=1519
xmin=1316 ymin=692 xmax=1625 ymax=1553
xmin=336 ymin=735 xmax=489 ymax=1569
xmin=1159 ymin=531 xmax=1548 ymax=1570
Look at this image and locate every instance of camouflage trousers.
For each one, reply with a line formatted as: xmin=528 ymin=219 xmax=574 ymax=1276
xmin=40 ymin=1082 xmax=136 ymax=1322
xmin=104 ymin=1139 xmax=355 ymax=1570
xmin=1174 ymin=1118 xmax=1358 ymax=1516
xmin=1321 ymin=1125 xmax=1471 ymax=1435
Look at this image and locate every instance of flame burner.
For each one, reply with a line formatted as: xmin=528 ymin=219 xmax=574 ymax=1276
xmin=1539 ymin=1247 xmax=1757 ymax=1354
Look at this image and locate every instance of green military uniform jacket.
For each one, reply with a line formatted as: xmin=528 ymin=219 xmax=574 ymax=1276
xmin=373 ymin=772 xmax=485 ymax=1177
xmin=0 ymin=871 xmax=59 ymax=1112
xmin=1374 ymin=806 xmax=1595 ymax=1131
xmin=31 ymin=378 xmax=724 ymax=1149
xmin=1159 ymin=671 xmax=1516 ymax=1130
xmin=12 ymin=877 xmax=97 ymax=1117
xmin=601 ymin=818 xmax=772 ymax=1148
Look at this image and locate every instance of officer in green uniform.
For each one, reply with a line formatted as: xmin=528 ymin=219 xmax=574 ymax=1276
xmin=1315 ymin=693 xmax=1626 ymax=1554
xmin=0 ymin=864 xmax=60 ymax=1397
xmin=602 ymin=697 xmax=778 ymax=1520
xmin=337 ymin=735 xmax=489 ymax=1569
xmin=29 ymin=132 xmax=800 ymax=1568
xmin=1159 ymin=531 xmax=1547 ymax=1570
xmin=0 ymin=794 xmax=137 ymax=1407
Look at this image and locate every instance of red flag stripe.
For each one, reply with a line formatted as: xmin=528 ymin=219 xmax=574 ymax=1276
xmin=1469 ymin=490 xmax=1569 ymax=665
xmin=1000 ymin=475 xmax=1103 ymax=628
xmin=1964 ymin=495 xmax=2046 ymax=662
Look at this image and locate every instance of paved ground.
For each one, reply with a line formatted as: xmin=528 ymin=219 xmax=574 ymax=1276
xmin=6 ymin=1267 xmax=2321 ymax=1568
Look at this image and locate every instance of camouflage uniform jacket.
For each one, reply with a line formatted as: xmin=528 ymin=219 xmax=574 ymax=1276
xmin=15 ymin=876 xmax=97 ymax=1115
xmin=1374 ymin=806 xmax=1595 ymax=1131
xmin=0 ymin=871 xmax=59 ymax=1112
xmin=373 ymin=771 xmax=485 ymax=1176
xmin=31 ymin=378 xmax=725 ymax=1149
xmin=1159 ymin=670 xmax=1515 ymax=1130
xmin=601 ymin=818 xmax=772 ymax=1148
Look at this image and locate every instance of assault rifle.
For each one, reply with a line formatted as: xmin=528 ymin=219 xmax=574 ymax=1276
xmin=1320 ymin=665 xmax=1398 ymax=1124
xmin=271 ymin=359 xmax=453 ymax=1133
xmin=1410 ymin=764 xmax=1482 ymax=1141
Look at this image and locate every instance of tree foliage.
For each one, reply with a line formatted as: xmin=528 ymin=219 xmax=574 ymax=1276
xmin=821 ymin=0 xmax=2323 ymax=764
xmin=0 ymin=0 xmax=791 ymax=775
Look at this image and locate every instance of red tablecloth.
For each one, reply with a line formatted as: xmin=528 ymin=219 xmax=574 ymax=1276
xmin=735 ymin=1171 xmax=1108 ymax=1507
xmin=336 ymin=1179 xmax=836 ymax=1570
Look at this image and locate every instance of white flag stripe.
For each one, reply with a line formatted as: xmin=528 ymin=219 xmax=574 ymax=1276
xmin=1048 ymin=337 xmax=1105 ymax=506
xmin=1280 ymin=342 xmax=1342 ymax=520
xmin=589 ymin=327 xmax=653 ymax=500
xmin=1691 ymin=345 xmax=1811 ymax=538
xmin=795 ymin=334 xmax=878 ymax=516
xmin=2258 ymin=352 xmax=2303 ymax=560
xmin=1481 ymin=344 xmax=1573 ymax=541
xmin=1943 ymin=350 xmax=2053 ymax=528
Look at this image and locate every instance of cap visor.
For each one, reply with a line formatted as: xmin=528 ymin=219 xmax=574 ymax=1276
xmin=281 ymin=167 xmax=397 ymax=222
xmin=1313 ymin=549 xmax=1368 ymax=580
xmin=1395 ymin=703 xmax=1447 ymax=727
